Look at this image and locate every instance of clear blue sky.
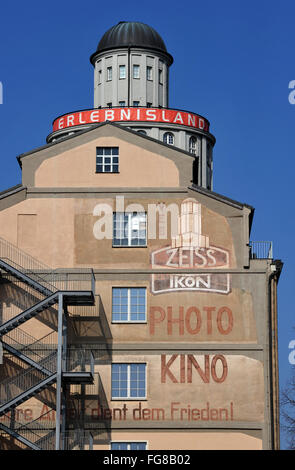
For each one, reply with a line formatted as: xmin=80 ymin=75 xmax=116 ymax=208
xmin=0 ymin=0 xmax=294 ymax=449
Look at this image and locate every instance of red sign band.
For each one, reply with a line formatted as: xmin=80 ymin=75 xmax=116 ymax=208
xmin=52 ymin=108 xmax=210 ymax=133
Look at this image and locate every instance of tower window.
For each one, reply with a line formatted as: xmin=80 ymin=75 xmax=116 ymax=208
xmin=98 ymin=70 xmax=102 ymax=84
xmin=133 ymin=65 xmax=140 ymax=79
xmin=163 ymin=132 xmax=174 ymax=145
xmin=96 ymin=147 xmax=119 ymax=173
xmin=207 ymin=157 xmax=212 ymax=189
xmin=107 ymin=67 xmax=112 ymax=81
xmin=159 ymin=69 xmax=163 ymax=84
xmin=147 ymin=66 xmax=153 ymax=80
xmin=189 ymin=136 xmax=198 ymax=155
xmin=119 ymin=65 xmax=126 ymax=79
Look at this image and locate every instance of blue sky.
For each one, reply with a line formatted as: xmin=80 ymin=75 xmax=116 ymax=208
xmin=0 ymin=0 xmax=294 ymax=449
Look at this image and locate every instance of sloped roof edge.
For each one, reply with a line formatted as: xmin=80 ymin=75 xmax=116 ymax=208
xmin=0 ymin=183 xmax=25 ymax=199
xmin=189 ymin=183 xmax=255 ymax=212
xmin=17 ymin=120 xmax=198 ymax=168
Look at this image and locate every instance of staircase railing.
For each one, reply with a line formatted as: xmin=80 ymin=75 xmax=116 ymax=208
xmin=0 ymin=353 xmax=57 ymax=407
xmin=0 ymin=236 xmax=95 ymax=294
xmin=0 ymin=236 xmax=53 ymax=275
xmin=67 ymin=348 xmax=95 ymax=375
xmin=249 ymin=241 xmax=273 ymax=259
xmin=3 ymin=329 xmax=57 ymax=364
xmin=0 ymin=236 xmax=97 ymax=449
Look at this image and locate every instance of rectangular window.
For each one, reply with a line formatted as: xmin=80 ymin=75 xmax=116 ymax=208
xmin=111 ymin=442 xmax=147 ymax=450
xmin=107 ymin=66 xmax=112 ymax=81
xmin=96 ymin=147 xmax=119 ymax=173
xmin=146 ymin=66 xmax=153 ymax=80
xmin=112 ymin=287 xmax=146 ymax=322
xmin=133 ymin=101 xmax=140 ymax=107
xmin=98 ymin=70 xmax=102 ymax=84
xmin=113 ymin=212 xmax=147 ymax=246
xmin=159 ymin=69 xmax=163 ymax=84
xmin=119 ymin=101 xmax=126 ymax=107
xmin=119 ymin=65 xmax=126 ymax=79
xmin=112 ymin=363 xmax=146 ymax=399
xmin=133 ymin=64 xmax=140 ymax=79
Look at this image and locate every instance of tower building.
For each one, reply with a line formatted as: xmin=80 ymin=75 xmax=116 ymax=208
xmin=0 ymin=21 xmax=282 ymax=451
xmin=48 ymin=21 xmax=214 ymax=191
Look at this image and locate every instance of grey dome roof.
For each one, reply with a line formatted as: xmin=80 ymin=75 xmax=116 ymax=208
xmin=90 ymin=21 xmax=173 ymax=65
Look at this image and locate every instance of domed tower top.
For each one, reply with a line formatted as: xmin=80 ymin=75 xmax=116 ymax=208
xmin=48 ymin=21 xmax=215 ymax=191
xmin=90 ymin=21 xmax=173 ymax=109
xmin=90 ymin=21 xmax=173 ymax=65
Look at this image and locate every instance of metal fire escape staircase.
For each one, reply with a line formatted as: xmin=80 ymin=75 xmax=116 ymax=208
xmin=0 ymin=237 xmax=96 ymax=450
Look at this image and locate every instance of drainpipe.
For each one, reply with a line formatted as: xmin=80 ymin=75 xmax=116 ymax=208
xmin=268 ymin=260 xmax=282 ymax=449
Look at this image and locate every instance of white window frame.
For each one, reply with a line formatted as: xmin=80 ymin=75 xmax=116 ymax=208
xmin=96 ymin=147 xmax=119 ymax=173
xmin=107 ymin=66 xmax=112 ymax=81
xmin=113 ymin=212 xmax=147 ymax=247
xmin=110 ymin=441 xmax=148 ymax=450
xmin=119 ymin=65 xmax=126 ymax=79
xmin=189 ymin=136 xmax=198 ymax=155
xmin=112 ymin=287 xmax=147 ymax=323
xmin=163 ymin=132 xmax=174 ymax=145
xmin=146 ymin=66 xmax=153 ymax=81
xmin=159 ymin=69 xmax=163 ymax=84
xmin=133 ymin=64 xmax=140 ymax=79
xmin=111 ymin=363 xmax=147 ymax=400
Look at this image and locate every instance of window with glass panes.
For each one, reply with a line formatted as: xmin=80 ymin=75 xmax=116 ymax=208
xmin=146 ymin=66 xmax=152 ymax=80
xmin=163 ymin=132 xmax=174 ymax=145
xmin=113 ymin=212 xmax=147 ymax=246
xmin=107 ymin=66 xmax=112 ymax=81
xmin=112 ymin=287 xmax=146 ymax=322
xmin=111 ymin=363 xmax=146 ymax=399
xmin=111 ymin=442 xmax=147 ymax=450
xmin=119 ymin=65 xmax=126 ymax=79
xmin=96 ymin=147 xmax=119 ymax=173
xmin=133 ymin=64 xmax=140 ymax=78
xmin=189 ymin=136 xmax=197 ymax=155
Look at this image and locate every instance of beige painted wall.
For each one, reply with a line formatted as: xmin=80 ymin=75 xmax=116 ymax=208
xmin=96 ymin=430 xmax=262 ymax=450
xmin=34 ymin=136 xmax=180 ymax=188
xmin=91 ymin=354 xmax=264 ymax=426
xmin=0 ymin=353 xmax=264 ymax=432
xmin=0 ymin=196 xmax=237 ymax=270
xmin=94 ymin=279 xmax=258 ymax=344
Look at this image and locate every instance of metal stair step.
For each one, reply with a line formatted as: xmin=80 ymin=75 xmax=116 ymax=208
xmin=0 ymin=260 xmax=53 ymax=296
xmin=0 ymin=293 xmax=58 ymax=336
xmin=0 ymin=422 xmax=41 ymax=450
xmin=0 ymin=373 xmax=57 ymax=417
